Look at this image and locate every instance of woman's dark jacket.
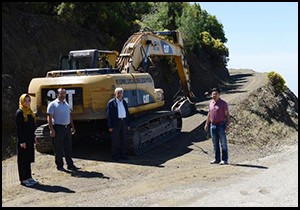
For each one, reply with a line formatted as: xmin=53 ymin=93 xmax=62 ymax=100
xmin=15 ymin=109 xmax=36 ymax=163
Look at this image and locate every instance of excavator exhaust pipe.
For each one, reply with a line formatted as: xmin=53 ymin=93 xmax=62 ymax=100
xmin=171 ymin=96 xmax=196 ymax=117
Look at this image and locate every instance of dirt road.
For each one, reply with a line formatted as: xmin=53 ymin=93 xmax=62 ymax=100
xmin=2 ymin=69 xmax=298 ymax=207
xmin=183 ymin=143 xmax=298 ymax=207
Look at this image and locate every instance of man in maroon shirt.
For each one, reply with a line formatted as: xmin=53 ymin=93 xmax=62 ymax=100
xmin=204 ymin=87 xmax=230 ymax=165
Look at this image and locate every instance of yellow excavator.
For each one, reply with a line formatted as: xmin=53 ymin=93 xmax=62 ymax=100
xmin=28 ymin=30 xmax=196 ymax=155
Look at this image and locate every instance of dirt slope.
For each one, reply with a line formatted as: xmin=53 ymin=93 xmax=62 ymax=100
xmin=2 ymin=69 xmax=298 ymax=207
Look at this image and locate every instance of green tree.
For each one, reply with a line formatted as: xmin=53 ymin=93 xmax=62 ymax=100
xmin=267 ymin=71 xmax=286 ymax=93
xmin=140 ymin=2 xmax=168 ymax=31
xmin=176 ymin=3 xmax=204 ymax=49
xmin=141 ymin=2 xmax=188 ymax=31
xmin=199 ymin=31 xmax=229 ymax=65
xmin=55 ymin=2 xmax=152 ymax=49
xmin=203 ymin=14 xmax=227 ymax=43
xmin=141 ymin=2 xmax=229 ymax=66
xmin=4 ymin=2 xmax=60 ymax=16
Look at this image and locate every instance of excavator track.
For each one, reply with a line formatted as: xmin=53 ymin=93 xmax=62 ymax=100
xmin=127 ymin=111 xmax=182 ymax=155
xmin=34 ymin=111 xmax=182 ymax=156
xmin=35 ymin=124 xmax=53 ymax=154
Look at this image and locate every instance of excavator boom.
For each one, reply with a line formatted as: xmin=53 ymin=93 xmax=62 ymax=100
xmin=117 ymin=30 xmax=195 ymax=116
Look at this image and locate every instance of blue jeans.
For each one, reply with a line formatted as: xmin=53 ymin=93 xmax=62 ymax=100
xmin=210 ymin=122 xmax=228 ymax=162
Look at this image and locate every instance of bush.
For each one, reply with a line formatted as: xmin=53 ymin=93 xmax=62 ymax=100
xmin=267 ymin=71 xmax=286 ymax=93
xmin=199 ymin=31 xmax=229 ymax=65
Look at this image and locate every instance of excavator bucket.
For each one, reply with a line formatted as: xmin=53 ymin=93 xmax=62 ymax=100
xmin=171 ymin=97 xmax=196 ymax=117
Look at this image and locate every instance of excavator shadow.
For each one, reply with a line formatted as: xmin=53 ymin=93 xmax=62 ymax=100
xmin=228 ymin=73 xmax=254 ymax=84
xmin=72 ymin=121 xmax=209 ymax=167
xmin=221 ymin=72 xmax=254 ymax=94
xmin=133 ymin=121 xmax=210 ymax=166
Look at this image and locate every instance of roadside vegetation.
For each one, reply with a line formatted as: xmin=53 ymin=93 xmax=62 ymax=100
xmin=267 ymin=71 xmax=286 ymax=93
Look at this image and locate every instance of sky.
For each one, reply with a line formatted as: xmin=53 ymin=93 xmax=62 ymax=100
xmin=195 ymin=2 xmax=298 ymax=96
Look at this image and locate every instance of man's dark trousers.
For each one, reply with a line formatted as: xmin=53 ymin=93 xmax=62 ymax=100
xmin=111 ymin=119 xmax=127 ymax=160
xmin=53 ymin=125 xmax=74 ymax=168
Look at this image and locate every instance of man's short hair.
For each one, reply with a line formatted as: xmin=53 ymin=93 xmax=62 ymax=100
xmin=211 ymin=87 xmax=221 ymax=94
xmin=114 ymin=87 xmax=124 ymax=94
xmin=57 ymin=88 xmax=66 ymax=93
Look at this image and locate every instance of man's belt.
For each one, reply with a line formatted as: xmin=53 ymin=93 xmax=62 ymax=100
xmin=54 ymin=124 xmax=70 ymax=128
xmin=211 ymin=121 xmax=225 ymax=125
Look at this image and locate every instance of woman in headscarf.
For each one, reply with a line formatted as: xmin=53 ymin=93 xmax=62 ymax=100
xmin=15 ymin=94 xmax=38 ymax=186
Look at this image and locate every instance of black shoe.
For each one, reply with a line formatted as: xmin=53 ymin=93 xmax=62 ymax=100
xmin=57 ymin=166 xmax=65 ymax=171
xmin=210 ymin=159 xmax=220 ymax=164
xmin=67 ymin=165 xmax=80 ymax=171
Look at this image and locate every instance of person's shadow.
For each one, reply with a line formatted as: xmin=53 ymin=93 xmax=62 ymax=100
xmin=28 ymin=183 xmax=75 ymax=193
xmin=27 ymin=170 xmax=109 ymax=192
xmin=70 ymin=170 xmax=110 ymax=179
xmin=55 ymin=168 xmax=110 ymax=179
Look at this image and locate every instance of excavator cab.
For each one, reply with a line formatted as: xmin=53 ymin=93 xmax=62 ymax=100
xmin=59 ymin=49 xmax=119 ymax=70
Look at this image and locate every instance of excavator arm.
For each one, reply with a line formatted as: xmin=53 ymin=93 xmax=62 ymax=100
xmin=117 ymin=30 xmax=195 ymax=116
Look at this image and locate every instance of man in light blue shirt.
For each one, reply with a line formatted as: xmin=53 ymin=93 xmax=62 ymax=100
xmin=47 ymin=88 xmax=79 ymax=171
xmin=47 ymin=98 xmax=71 ymax=126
